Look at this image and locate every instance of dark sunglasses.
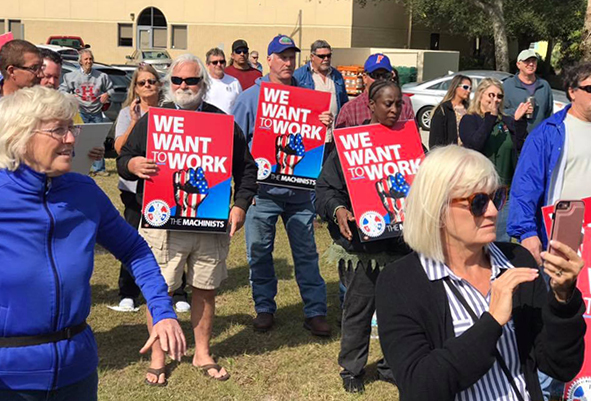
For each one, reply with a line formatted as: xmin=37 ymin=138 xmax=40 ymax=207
xmin=210 ymin=60 xmax=226 ymax=66
xmin=313 ymin=53 xmax=332 ymax=60
xmin=368 ymin=71 xmax=393 ymax=81
xmin=488 ymin=92 xmax=504 ymax=100
xmin=461 ymin=84 xmax=472 ymax=91
xmin=14 ymin=64 xmax=43 ymax=73
xmin=577 ymin=85 xmax=591 ymax=94
xmin=137 ymin=79 xmax=158 ymax=87
xmin=451 ymin=187 xmax=507 ymax=217
xmin=171 ymin=76 xmax=202 ymax=86
xmin=234 ymin=48 xmax=248 ymax=55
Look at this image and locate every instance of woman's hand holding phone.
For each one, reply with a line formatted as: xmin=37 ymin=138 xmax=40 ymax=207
xmin=131 ymin=97 xmax=141 ymax=123
xmin=541 ymin=240 xmax=584 ymax=303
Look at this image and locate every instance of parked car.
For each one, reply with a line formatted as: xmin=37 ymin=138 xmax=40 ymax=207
xmin=61 ymin=61 xmax=131 ymax=122
xmin=125 ymin=49 xmax=172 ymax=74
xmin=110 ymin=64 xmax=138 ymax=79
xmin=46 ymin=36 xmax=89 ymax=50
xmin=37 ymin=44 xmax=79 ymax=62
xmin=402 ymin=70 xmax=569 ymax=130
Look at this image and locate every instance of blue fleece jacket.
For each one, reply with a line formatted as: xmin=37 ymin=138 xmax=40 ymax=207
xmin=293 ymin=63 xmax=349 ymax=113
xmin=0 ymin=165 xmax=175 ymax=391
xmin=231 ymin=75 xmax=311 ymax=203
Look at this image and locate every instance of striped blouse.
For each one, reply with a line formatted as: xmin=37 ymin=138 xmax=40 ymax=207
xmin=418 ymin=243 xmax=530 ymax=401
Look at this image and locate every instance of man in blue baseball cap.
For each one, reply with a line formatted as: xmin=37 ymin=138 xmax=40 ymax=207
xmin=232 ymin=34 xmax=333 ymax=337
xmin=336 ymin=53 xmax=415 ymax=128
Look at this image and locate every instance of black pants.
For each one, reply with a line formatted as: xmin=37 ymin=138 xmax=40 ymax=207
xmin=338 ymin=259 xmax=394 ymax=381
xmin=118 ymin=191 xmax=188 ymax=301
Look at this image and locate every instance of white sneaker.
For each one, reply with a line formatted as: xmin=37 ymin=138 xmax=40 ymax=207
xmin=175 ymin=300 xmax=191 ymax=313
xmin=119 ymin=298 xmax=135 ymax=310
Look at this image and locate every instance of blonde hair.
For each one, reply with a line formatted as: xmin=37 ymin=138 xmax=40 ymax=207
xmin=403 ymin=145 xmax=500 ymax=262
xmin=467 ymin=77 xmax=505 ymax=117
xmin=123 ymin=64 xmax=162 ymax=108
xmin=0 ymin=86 xmax=78 ymax=171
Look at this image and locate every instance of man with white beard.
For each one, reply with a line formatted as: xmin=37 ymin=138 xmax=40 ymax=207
xmin=117 ymin=54 xmax=258 ymax=385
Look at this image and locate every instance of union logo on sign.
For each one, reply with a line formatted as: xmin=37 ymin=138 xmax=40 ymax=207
xmin=144 ymin=200 xmax=171 ymax=227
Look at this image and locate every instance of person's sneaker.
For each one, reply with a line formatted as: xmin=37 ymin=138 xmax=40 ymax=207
xmin=94 ymin=170 xmax=110 ymax=177
xmin=303 ymin=316 xmax=332 ymax=337
xmin=253 ymin=313 xmax=274 ymax=332
xmin=342 ymin=375 xmax=365 ymax=393
xmin=119 ymin=298 xmax=135 ymax=311
xmin=175 ymin=300 xmax=191 ymax=313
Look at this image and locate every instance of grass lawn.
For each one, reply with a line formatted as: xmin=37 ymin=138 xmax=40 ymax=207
xmin=90 ymin=160 xmax=399 ymax=400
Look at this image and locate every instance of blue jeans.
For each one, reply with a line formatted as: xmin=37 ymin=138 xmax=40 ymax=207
xmin=245 ymin=195 xmax=327 ymax=318
xmin=79 ymin=111 xmax=106 ymax=173
xmin=0 ymin=371 xmax=98 ymax=401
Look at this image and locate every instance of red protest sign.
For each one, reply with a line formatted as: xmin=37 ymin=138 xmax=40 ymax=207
xmin=334 ymin=121 xmax=425 ymax=242
xmin=251 ymin=82 xmax=331 ymax=190
xmin=141 ymin=107 xmax=234 ymax=233
xmin=0 ymin=32 xmax=13 ymax=51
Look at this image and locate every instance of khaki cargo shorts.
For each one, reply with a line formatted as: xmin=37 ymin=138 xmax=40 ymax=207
xmin=139 ymin=228 xmax=230 ymax=292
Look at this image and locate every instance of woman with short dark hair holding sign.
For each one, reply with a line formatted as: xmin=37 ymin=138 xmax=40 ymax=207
xmin=315 ymin=80 xmax=414 ymax=393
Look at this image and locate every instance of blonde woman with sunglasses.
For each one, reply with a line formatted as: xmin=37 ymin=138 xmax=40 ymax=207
xmin=459 ymin=78 xmax=530 ymax=241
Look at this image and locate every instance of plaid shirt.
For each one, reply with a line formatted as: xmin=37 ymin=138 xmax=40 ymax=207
xmin=335 ymin=92 xmax=416 ymax=128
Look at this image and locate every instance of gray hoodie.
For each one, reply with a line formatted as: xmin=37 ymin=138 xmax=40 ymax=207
xmin=59 ymin=68 xmax=114 ymax=115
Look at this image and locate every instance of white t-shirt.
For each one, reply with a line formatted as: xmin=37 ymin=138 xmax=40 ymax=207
xmin=204 ymin=73 xmax=242 ymax=114
xmin=561 ymin=113 xmax=591 ymax=200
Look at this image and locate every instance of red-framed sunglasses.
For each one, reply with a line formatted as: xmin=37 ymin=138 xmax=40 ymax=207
xmin=451 ymin=187 xmax=508 ymax=217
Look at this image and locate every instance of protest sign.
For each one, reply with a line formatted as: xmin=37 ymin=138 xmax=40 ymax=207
xmin=0 ymin=32 xmax=13 ymax=51
xmin=540 ymin=198 xmax=591 ymax=400
xmin=334 ymin=121 xmax=424 ymax=242
xmin=141 ymin=107 xmax=234 ymax=233
xmin=250 ymin=82 xmax=330 ymax=190
xmin=71 ymin=123 xmax=110 ymax=174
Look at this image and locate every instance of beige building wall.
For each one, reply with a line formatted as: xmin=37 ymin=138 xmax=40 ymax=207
xmin=0 ymin=0 xmax=354 ymax=65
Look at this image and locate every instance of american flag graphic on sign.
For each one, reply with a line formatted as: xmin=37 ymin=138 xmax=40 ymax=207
xmin=173 ymin=167 xmax=209 ymax=218
xmin=276 ymin=133 xmax=305 ymax=175
xmin=375 ymin=173 xmax=410 ymax=223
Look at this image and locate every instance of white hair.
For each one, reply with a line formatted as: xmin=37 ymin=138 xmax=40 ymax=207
xmin=164 ymin=53 xmax=210 ymax=108
xmin=403 ymin=145 xmax=500 ymax=262
xmin=0 ymin=86 xmax=78 ymax=170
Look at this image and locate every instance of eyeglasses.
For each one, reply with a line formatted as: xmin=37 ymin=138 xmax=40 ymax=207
xmin=36 ymin=125 xmax=81 ymax=141
xmin=234 ymin=48 xmax=248 ymax=55
xmin=451 ymin=187 xmax=507 ymax=217
xmin=313 ymin=53 xmax=332 ymax=60
xmin=368 ymin=71 xmax=394 ymax=81
xmin=137 ymin=79 xmax=158 ymax=87
xmin=488 ymin=92 xmax=504 ymax=100
xmin=210 ymin=60 xmax=226 ymax=66
xmin=14 ymin=64 xmax=43 ymax=74
xmin=171 ymin=76 xmax=202 ymax=86
xmin=461 ymin=84 xmax=472 ymax=91
xmin=576 ymin=85 xmax=591 ymax=94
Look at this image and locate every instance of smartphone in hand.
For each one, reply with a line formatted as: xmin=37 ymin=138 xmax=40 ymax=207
xmin=134 ymin=97 xmax=141 ymax=115
xmin=549 ymin=200 xmax=585 ymax=256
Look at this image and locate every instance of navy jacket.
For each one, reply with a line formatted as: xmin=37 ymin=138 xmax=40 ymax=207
xmin=293 ymin=63 xmax=349 ymax=113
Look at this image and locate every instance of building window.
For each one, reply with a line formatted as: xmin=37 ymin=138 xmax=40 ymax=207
xmin=153 ymin=28 xmax=167 ymax=48
xmin=118 ymin=23 xmax=133 ymax=47
xmin=137 ymin=7 xmax=168 ymax=49
xmin=171 ymin=25 xmax=187 ymax=49
xmin=0 ymin=20 xmax=5 ymax=34
xmin=8 ymin=20 xmax=22 ymax=40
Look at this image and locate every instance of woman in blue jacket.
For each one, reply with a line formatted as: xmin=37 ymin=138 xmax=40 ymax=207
xmin=0 ymin=86 xmax=186 ymax=400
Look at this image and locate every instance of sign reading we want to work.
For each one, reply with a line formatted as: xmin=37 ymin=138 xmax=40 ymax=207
xmin=250 ymin=82 xmax=331 ymax=190
xmin=142 ymin=107 xmax=234 ymax=233
xmin=334 ymin=122 xmax=424 ymax=242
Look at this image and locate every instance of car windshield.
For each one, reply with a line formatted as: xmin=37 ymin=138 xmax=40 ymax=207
xmin=141 ymin=51 xmax=170 ymax=60
xmin=50 ymin=38 xmax=82 ymax=48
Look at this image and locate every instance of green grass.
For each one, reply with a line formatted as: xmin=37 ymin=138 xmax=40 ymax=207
xmin=90 ymin=160 xmax=399 ymax=400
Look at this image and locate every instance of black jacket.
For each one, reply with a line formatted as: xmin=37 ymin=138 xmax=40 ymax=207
xmin=429 ymin=101 xmax=460 ymax=149
xmin=315 ymin=147 xmax=410 ymax=254
xmin=376 ymin=242 xmax=585 ymax=401
xmin=116 ymin=101 xmax=258 ymax=211
xmin=459 ymin=112 xmax=528 ymax=154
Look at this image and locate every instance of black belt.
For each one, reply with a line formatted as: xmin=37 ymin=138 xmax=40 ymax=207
xmin=0 ymin=321 xmax=87 ymax=348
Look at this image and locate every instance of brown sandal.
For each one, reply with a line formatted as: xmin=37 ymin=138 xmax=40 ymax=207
xmin=197 ymin=363 xmax=230 ymax=381
xmin=145 ymin=367 xmax=168 ymax=387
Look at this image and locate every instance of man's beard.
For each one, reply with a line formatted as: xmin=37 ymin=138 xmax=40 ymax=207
xmin=170 ymin=87 xmax=203 ymax=110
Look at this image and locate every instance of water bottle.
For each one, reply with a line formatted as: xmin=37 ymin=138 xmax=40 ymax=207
xmin=371 ymin=312 xmax=379 ymax=339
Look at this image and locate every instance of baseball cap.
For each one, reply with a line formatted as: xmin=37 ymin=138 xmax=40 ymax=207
xmin=517 ymin=49 xmax=538 ymax=62
xmin=267 ymin=34 xmax=300 ymax=56
xmin=364 ymin=53 xmax=393 ymax=73
xmin=232 ymin=39 xmax=249 ymax=52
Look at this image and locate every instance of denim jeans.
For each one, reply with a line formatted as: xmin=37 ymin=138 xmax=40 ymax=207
xmin=496 ymin=197 xmax=510 ymax=242
xmin=79 ymin=111 xmax=106 ymax=173
xmin=0 ymin=370 xmax=98 ymax=401
xmin=245 ymin=195 xmax=327 ymax=318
